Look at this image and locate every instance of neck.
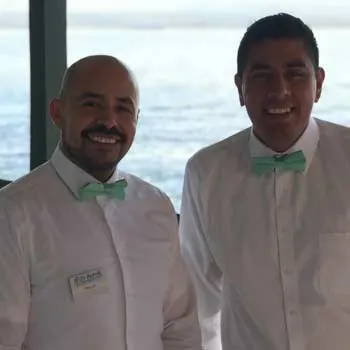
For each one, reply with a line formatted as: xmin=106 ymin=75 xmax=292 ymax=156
xmin=253 ymin=127 xmax=307 ymax=153
xmin=88 ymin=169 xmax=115 ymax=183
xmin=260 ymin=137 xmax=297 ymax=153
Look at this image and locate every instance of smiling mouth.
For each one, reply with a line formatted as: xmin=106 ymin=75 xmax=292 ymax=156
xmin=265 ymin=107 xmax=293 ymax=115
xmin=87 ymin=134 xmax=122 ymax=144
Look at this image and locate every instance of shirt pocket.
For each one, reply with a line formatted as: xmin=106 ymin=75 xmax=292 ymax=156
xmin=319 ymin=233 xmax=350 ymax=297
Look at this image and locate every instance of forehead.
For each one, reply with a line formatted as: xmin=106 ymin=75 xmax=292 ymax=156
xmin=67 ymin=60 xmax=138 ymax=102
xmin=244 ymin=38 xmax=313 ymax=71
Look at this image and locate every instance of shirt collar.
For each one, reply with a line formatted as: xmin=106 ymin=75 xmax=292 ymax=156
xmin=249 ymin=117 xmax=319 ymax=173
xmin=50 ymin=145 xmax=121 ymax=199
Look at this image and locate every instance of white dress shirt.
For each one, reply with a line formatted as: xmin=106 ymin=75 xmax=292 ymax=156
xmin=180 ymin=118 xmax=350 ymax=350
xmin=0 ymin=147 xmax=200 ymax=350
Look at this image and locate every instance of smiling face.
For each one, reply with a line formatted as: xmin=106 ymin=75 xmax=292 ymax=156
xmin=235 ymin=38 xmax=325 ymax=152
xmin=50 ymin=57 xmax=139 ymax=181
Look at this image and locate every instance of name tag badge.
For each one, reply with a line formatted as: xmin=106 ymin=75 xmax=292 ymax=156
xmin=69 ymin=268 xmax=108 ymax=301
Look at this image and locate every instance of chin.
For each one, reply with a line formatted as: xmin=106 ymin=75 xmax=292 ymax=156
xmin=91 ymin=159 xmax=119 ymax=171
xmin=77 ymin=154 xmax=116 ymax=173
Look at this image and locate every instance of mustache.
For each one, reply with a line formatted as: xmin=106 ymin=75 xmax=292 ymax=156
xmin=81 ymin=125 xmax=126 ymax=140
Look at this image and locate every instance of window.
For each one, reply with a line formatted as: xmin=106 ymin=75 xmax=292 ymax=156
xmin=0 ymin=2 xmax=30 ymax=181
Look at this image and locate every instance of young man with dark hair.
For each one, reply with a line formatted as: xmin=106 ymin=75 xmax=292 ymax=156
xmin=180 ymin=13 xmax=350 ymax=350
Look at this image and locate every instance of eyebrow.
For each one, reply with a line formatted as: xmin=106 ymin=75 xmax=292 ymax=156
xmin=76 ymin=92 xmax=135 ymax=107
xmin=76 ymin=92 xmax=103 ymax=101
xmin=249 ymin=63 xmax=271 ymax=71
xmin=285 ymin=60 xmax=308 ymax=68
xmin=249 ymin=60 xmax=308 ymax=72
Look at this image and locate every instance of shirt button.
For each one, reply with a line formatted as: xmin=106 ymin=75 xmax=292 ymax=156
xmin=289 ymin=310 xmax=296 ymax=316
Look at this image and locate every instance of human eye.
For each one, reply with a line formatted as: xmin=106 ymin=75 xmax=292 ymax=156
xmin=117 ymin=104 xmax=133 ymax=114
xmin=287 ymin=68 xmax=308 ymax=79
xmin=82 ymin=99 xmax=99 ymax=108
xmin=251 ymin=70 xmax=271 ymax=80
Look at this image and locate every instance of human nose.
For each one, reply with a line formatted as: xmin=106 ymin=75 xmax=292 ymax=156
xmin=98 ymin=105 xmax=120 ymax=129
xmin=268 ymin=73 xmax=290 ymax=98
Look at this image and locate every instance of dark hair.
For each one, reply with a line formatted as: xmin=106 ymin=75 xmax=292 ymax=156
xmin=237 ymin=13 xmax=319 ymax=77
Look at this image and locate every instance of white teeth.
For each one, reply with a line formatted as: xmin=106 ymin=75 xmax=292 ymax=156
xmin=89 ymin=135 xmax=117 ymax=144
xmin=267 ymin=107 xmax=292 ymax=114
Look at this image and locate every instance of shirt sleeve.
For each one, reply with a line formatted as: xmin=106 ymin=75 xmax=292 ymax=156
xmin=179 ymin=158 xmax=223 ymax=350
xmin=0 ymin=202 xmax=30 ymax=349
xmin=161 ymin=197 xmax=202 ymax=350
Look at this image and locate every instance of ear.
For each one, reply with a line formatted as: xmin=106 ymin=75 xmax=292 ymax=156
xmin=315 ymin=67 xmax=325 ymax=103
xmin=234 ymin=74 xmax=245 ymax=106
xmin=49 ymin=98 xmax=64 ymax=129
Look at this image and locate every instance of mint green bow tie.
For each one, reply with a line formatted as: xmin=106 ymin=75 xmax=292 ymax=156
xmin=252 ymin=150 xmax=306 ymax=175
xmin=78 ymin=179 xmax=127 ymax=201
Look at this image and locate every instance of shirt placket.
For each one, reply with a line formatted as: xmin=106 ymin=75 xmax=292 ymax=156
xmin=95 ymin=196 xmax=128 ymax=350
xmin=274 ymin=169 xmax=305 ymax=350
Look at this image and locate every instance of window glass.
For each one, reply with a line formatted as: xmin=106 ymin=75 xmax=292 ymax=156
xmin=0 ymin=3 xmax=30 ymax=181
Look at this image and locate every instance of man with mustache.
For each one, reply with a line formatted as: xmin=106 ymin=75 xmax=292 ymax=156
xmin=180 ymin=13 xmax=350 ymax=350
xmin=0 ymin=55 xmax=200 ymax=350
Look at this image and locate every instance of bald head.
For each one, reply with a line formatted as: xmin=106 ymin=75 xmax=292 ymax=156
xmin=50 ymin=55 xmax=140 ymax=182
xmin=59 ymin=55 xmax=139 ymax=104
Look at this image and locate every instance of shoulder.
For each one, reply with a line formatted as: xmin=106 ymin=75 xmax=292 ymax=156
xmin=119 ymin=170 xmax=173 ymax=205
xmin=0 ymin=162 xmax=56 ymax=205
xmin=186 ymin=127 xmax=250 ymax=173
xmin=118 ymin=170 xmax=178 ymax=232
xmin=316 ymin=118 xmax=349 ymax=134
xmin=316 ymin=118 xmax=350 ymax=145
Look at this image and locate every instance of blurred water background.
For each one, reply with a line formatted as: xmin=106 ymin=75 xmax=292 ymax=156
xmin=1 ymin=26 xmax=350 ymax=210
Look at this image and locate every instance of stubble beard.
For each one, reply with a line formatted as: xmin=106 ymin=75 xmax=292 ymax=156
xmin=60 ymin=140 xmax=119 ymax=177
